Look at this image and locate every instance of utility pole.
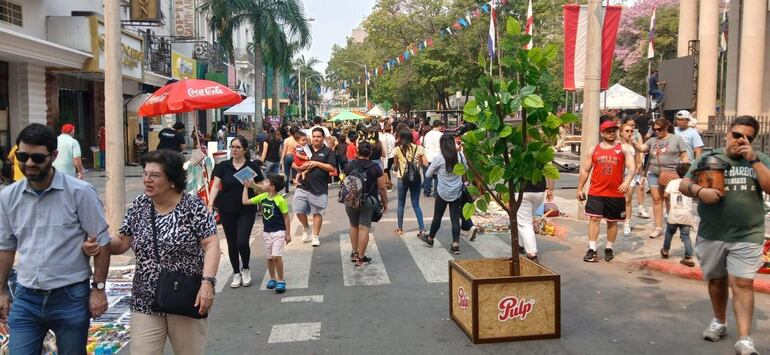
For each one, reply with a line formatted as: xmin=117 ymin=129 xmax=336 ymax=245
xmin=304 ymin=74 xmax=321 ymax=121
xmin=578 ymin=0 xmax=602 ymax=220
xmin=297 ymin=65 xmax=301 ymax=120
xmin=104 ymin=0 xmax=124 ymax=231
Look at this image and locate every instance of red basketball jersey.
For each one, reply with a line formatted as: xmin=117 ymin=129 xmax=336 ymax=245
xmin=589 ymin=143 xmax=625 ymax=198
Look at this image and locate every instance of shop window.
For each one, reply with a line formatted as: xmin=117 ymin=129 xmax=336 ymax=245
xmin=0 ymin=0 xmax=22 ymax=27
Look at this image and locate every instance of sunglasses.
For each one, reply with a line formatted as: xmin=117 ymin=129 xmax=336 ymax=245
xmin=653 ymin=127 xmax=663 ymax=132
xmin=15 ymin=152 xmax=50 ymax=164
xmin=731 ymin=131 xmax=755 ymax=143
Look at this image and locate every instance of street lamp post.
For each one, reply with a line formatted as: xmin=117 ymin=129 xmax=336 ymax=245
xmin=344 ymin=61 xmax=368 ymax=110
xmin=304 ymin=74 xmax=322 ymax=121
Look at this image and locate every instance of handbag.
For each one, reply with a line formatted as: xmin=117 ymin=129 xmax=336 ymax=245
xmin=149 ymin=207 xmax=207 ymax=319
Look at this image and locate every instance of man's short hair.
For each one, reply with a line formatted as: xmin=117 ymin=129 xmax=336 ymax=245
xmin=17 ymin=123 xmax=57 ymax=152
xmin=313 ymin=116 xmax=322 ymax=125
xmin=312 ymin=127 xmax=325 ymax=137
xmin=731 ymin=115 xmax=760 ymax=135
xmin=432 ymin=120 xmax=444 ymax=128
xmin=173 ymin=122 xmax=185 ymax=131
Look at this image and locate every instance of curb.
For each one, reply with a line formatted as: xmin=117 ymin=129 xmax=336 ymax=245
xmin=636 ymin=259 xmax=770 ymax=295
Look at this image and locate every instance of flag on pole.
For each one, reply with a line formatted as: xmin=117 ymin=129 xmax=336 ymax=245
xmin=647 ymin=5 xmax=656 ymax=59
xmin=563 ymin=5 xmax=623 ymax=90
xmin=720 ymin=5 xmax=728 ymax=53
xmin=488 ymin=1 xmax=496 ymax=59
xmin=524 ymin=0 xmax=534 ymax=50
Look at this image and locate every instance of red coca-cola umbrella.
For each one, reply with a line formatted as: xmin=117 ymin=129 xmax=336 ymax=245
xmin=138 ymin=79 xmax=242 ymax=116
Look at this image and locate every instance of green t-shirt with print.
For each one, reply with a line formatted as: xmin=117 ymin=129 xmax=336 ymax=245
xmin=686 ymin=148 xmax=770 ymax=244
xmin=248 ymin=193 xmax=289 ymax=233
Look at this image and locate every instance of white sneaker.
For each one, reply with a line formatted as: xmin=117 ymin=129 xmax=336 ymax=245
xmin=301 ymin=227 xmax=311 ymax=243
xmin=636 ymin=206 xmax=650 ymax=218
xmin=623 ymin=223 xmax=632 ymax=236
xmin=241 ymin=268 xmax=252 ymax=287
xmin=735 ymin=337 xmax=759 ymax=355
xmin=460 ymin=229 xmax=469 ymax=236
xmin=702 ymin=318 xmax=727 ymax=341
xmin=230 ymin=273 xmax=242 ymax=288
xmin=311 ymin=235 xmax=320 ymax=247
xmin=468 ymin=226 xmax=479 ymax=241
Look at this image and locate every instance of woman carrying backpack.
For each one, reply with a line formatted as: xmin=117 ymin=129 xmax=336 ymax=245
xmin=343 ymin=141 xmax=388 ymax=267
xmin=392 ymin=128 xmax=428 ymax=237
xmin=421 ymin=134 xmax=467 ymax=254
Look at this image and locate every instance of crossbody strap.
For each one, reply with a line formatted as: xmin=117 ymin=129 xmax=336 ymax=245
xmin=150 ymin=205 xmax=161 ymax=263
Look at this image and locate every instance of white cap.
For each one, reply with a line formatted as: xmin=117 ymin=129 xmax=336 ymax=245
xmin=675 ymin=110 xmax=693 ymax=120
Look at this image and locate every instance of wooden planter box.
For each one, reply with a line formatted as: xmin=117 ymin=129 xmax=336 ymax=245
xmin=449 ymin=258 xmax=561 ymax=343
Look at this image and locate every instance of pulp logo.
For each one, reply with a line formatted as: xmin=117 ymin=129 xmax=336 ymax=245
xmin=457 ymin=287 xmax=469 ymax=311
xmin=497 ymin=296 xmax=535 ymax=321
xmin=188 ymin=86 xmax=225 ymax=97
xmin=146 ymin=92 xmax=169 ymax=104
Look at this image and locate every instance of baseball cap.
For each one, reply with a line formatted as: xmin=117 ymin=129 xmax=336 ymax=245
xmin=600 ymin=120 xmax=619 ymax=132
xmin=675 ymin=110 xmax=693 ymax=120
xmin=61 ymin=123 xmax=76 ymax=134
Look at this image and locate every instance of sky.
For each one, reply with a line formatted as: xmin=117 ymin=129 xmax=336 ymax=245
xmin=298 ymin=0 xmax=378 ymax=75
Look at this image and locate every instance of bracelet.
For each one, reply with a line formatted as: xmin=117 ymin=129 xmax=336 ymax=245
xmin=695 ymin=186 xmax=704 ymax=199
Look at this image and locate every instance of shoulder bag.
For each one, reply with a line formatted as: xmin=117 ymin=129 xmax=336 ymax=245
xmin=149 ymin=206 xmax=207 ymax=319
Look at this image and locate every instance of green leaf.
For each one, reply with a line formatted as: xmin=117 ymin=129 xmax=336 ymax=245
xmin=536 ymin=148 xmax=555 ymax=163
xmin=506 ymin=17 xmax=521 ymax=36
xmin=467 ymin=185 xmax=480 ymax=197
xmin=531 ymin=169 xmax=543 ymax=183
xmin=545 ymin=114 xmax=562 ymax=129
xmin=463 ymin=100 xmax=481 ymax=116
xmin=522 ymin=94 xmax=544 ymax=109
xmin=499 ymin=125 xmax=513 ymax=137
xmin=452 ymin=163 xmax=466 ymax=176
xmin=486 ymin=114 xmax=500 ymax=131
xmin=543 ymin=163 xmax=561 ymax=180
xmin=520 ymin=85 xmax=536 ymax=97
xmin=475 ymin=198 xmax=488 ymax=213
xmin=463 ymin=202 xmax=475 ymax=220
xmin=489 ymin=166 xmax=504 ymax=184
xmin=494 ymin=183 xmax=508 ymax=193
xmin=462 ymin=131 xmax=479 ymax=145
xmin=559 ymin=112 xmax=579 ymax=124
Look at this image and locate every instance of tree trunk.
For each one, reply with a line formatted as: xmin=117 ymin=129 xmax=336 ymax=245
xmin=253 ymin=42 xmax=265 ymax=135
xmin=272 ymin=67 xmax=281 ymax=116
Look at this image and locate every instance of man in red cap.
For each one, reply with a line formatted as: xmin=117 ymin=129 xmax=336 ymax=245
xmin=52 ymin=123 xmax=84 ymax=179
xmin=576 ymin=118 xmax=636 ymax=262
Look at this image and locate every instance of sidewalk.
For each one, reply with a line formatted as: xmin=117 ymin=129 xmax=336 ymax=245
xmin=547 ymin=190 xmax=770 ymax=293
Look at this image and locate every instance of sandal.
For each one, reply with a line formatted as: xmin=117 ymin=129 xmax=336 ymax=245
xmin=660 ymin=248 xmax=669 ymax=259
xmin=355 ymin=255 xmax=372 ymax=267
xmin=266 ymin=279 xmax=277 ymax=289
xmin=648 ymin=227 xmax=663 ymax=239
xmin=350 ymin=252 xmax=358 ymax=263
xmin=394 ymin=228 xmax=403 ymax=236
xmin=275 ymin=281 xmax=286 ymax=294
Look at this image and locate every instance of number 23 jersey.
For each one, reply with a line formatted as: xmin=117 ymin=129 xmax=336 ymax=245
xmin=589 ymin=143 xmax=626 ymax=198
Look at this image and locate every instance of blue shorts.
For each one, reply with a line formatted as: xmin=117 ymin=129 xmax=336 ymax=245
xmin=646 ymin=172 xmax=660 ymax=188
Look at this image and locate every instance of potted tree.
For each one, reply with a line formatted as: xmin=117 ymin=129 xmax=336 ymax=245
xmin=448 ymin=17 xmax=577 ymax=344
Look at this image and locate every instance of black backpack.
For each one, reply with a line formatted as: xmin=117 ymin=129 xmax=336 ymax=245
xmin=402 ymin=146 xmax=421 ymax=185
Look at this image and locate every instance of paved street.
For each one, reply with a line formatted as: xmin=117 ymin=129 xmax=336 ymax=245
xmin=89 ymin=169 xmax=770 ymax=354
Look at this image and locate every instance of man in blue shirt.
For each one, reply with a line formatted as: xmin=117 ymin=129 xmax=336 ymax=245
xmin=674 ymin=110 xmax=704 ymax=161
xmin=0 ymin=123 xmax=111 ymax=353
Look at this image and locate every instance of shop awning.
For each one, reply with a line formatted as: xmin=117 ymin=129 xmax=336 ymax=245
xmin=0 ymin=26 xmax=91 ymax=68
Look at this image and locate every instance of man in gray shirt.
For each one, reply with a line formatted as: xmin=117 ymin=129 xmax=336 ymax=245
xmin=0 ymin=123 xmax=111 ymax=353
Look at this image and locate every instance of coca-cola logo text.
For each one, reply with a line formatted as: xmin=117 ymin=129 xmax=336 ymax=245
xmin=146 ymin=92 xmax=168 ymax=104
xmin=188 ymin=86 xmax=224 ymax=97
xmin=497 ymin=296 xmax=535 ymax=321
xmin=457 ymin=287 xmax=469 ymax=311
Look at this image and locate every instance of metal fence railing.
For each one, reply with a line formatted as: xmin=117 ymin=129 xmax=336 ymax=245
xmin=702 ymin=115 xmax=770 ymax=154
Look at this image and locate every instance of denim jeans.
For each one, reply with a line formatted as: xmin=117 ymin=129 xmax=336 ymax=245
xmin=422 ymin=165 xmax=437 ymax=196
xmin=264 ymin=160 xmax=280 ymax=176
xmin=663 ymin=223 xmax=693 ymax=257
xmin=397 ymin=180 xmax=425 ymax=230
xmin=283 ymin=154 xmax=295 ymax=192
xmin=9 ymin=280 xmax=91 ymax=354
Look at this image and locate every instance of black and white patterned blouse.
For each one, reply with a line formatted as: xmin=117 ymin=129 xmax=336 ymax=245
xmin=119 ymin=193 xmax=217 ymax=316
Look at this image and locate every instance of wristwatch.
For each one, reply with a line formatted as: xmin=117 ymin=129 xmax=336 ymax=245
xmin=91 ymin=281 xmax=106 ymax=290
xmin=202 ymin=276 xmax=217 ymax=286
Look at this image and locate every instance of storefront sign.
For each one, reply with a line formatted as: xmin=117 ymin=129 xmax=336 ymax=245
xmin=96 ymin=21 xmax=144 ymax=81
xmin=497 ymin=296 xmax=535 ymax=321
xmin=175 ymin=0 xmax=195 ymax=38
xmin=172 ymin=51 xmax=196 ymax=80
xmin=130 ymin=0 xmax=162 ymax=22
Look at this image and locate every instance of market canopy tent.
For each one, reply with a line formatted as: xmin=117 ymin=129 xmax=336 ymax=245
xmin=367 ymin=104 xmax=387 ymax=117
xmin=329 ymin=110 xmax=368 ymax=122
xmin=138 ymin=79 xmax=242 ymax=116
xmin=223 ymin=97 xmax=256 ymax=115
xmin=598 ymin=83 xmax=647 ymax=110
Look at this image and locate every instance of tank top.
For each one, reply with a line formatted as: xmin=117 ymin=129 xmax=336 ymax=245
xmin=265 ymin=138 xmax=281 ymax=162
xmin=588 ymin=143 xmax=625 ymax=198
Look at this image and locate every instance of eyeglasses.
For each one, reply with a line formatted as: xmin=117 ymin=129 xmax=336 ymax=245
xmin=229 ymin=146 xmax=243 ymax=150
xmin=142 ymin=171 xmax=164 ymax=180
xmin=731 ymin=131 xmax=755 ymax=143
xmin=15 ymin=152 xmax=50 ymax=164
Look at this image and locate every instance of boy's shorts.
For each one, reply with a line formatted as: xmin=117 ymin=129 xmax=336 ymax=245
xmin=264 ymin=231 xmax=287 ymax=259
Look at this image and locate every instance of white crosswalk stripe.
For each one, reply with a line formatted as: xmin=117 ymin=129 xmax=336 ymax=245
xmin=400 ymin=231 xmax=455 ymax=283
xmin=465 ymin=234 xmax=512 ymax=259
xmin=339 ymin=234 xmax=391 ymax=286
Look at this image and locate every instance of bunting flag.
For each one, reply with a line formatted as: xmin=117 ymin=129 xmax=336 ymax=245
xmin=465 ymin=12 xmax=472 ymax=25
xmin=473 ymin=9 xmax=481 ymax=18
xmin=446 ymin=27 xmax=453 ymax=36
xmin=458 ymin=18 xmax=469 ymax=28
xmin=524 ymin=0 xmax=534 ymax=50
xmin=720 ymin=5 xmax=728 ymax=53
xmin=563 ymin=5 xmax=622 ymax=90
xmin=488 ymin=1 xmax=496 ymax=60
xmin=453 ymin=21 xmax=463 ymax=30
xmin=481 ymin=3 xmax=490 ymax=13
xmin=647 ymin=5 xmax=656 ymax=59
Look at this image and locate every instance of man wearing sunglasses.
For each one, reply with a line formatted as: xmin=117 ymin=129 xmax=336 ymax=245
xmin=678 ymin=116 xmax=770 ymax=355
xmin=0 ymin=123 xmax=112 ymax=353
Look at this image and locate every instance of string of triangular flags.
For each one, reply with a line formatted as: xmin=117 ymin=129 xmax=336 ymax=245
xmin=338 ymin=0 xmax=511 ymax=91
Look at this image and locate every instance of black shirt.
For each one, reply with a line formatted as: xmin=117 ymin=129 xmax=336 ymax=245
xmin=343 ymin=159 xmax=383 ymax=198
xmin=156 ymin=128 xmax=185 ymax=151
xmin=265 ymin=138 xmax=281 ymax=163
xmin=522 ymin=179 xmax=547 ymax=193
xmin=212 ymin=158 xmax=265 ymax=213
xmin=299 ymin=145 xmax=337 ymax=195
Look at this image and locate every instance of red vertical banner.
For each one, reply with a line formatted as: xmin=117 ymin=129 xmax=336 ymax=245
xmin=601 ymin=6 xmax=622 ymax=90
